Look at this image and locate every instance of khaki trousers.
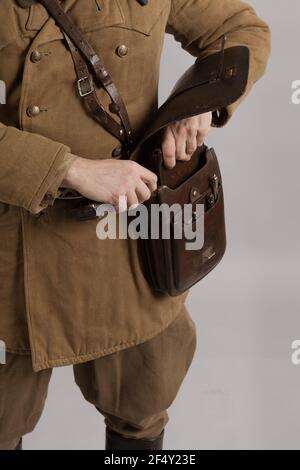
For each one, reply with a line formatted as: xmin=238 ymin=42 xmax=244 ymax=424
xmin=0 ymin=306 xmax=196 ymax=450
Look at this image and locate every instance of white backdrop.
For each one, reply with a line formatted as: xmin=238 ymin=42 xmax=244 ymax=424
xmin=26 ymin=0 xmax=300 ymax=450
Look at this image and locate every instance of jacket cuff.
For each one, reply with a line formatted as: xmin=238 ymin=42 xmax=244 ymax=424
xmin=29 ymin=150 xmax=77 ymax=214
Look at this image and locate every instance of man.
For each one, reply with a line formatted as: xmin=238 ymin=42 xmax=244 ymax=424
xmin=0 ymin=0 xmax=270 ymax=450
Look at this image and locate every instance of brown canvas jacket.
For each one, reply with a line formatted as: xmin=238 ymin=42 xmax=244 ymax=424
xmin=0 ymin=0 xmax=271 ymax=371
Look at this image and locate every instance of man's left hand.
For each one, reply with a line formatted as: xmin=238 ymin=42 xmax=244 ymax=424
xmin=161 ymin=112 xmax=212 ymax=169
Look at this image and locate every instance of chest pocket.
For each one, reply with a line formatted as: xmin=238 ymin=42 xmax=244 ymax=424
xmin=22 ymin=0 xmax=169 ymax=105
xmin=69 ymin=0 xmax=169 ymax=36
xmin=0 ymin=0 xmax=18 ymax=51
xmin=24 ymin=0 xmax=124 ymax=33
xmin=68 ymin=0 xmax=169 ymax=101
xmin=67 ymin=0 xmax=125 ymax=33
xmin=118 ymin=0 xmax=169 ymax=36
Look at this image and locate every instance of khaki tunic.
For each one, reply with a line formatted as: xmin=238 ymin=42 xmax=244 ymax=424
xmin=0 ymin=0 xmax=271 ymax=371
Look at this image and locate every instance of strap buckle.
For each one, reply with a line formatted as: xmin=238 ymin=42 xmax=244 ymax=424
xmin=77 ymin=76 xmax=94 ymax=97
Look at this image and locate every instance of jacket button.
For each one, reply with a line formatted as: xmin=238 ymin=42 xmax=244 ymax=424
xmin=31 ymin=50 xmax=42 ymax=63
xmin=27 ymin=105 xmax=40 ymax=117
xmin=116 ymin=45 xmax=128 ymax=58
xmin=112 ymin=147 xmax=122 ymax=158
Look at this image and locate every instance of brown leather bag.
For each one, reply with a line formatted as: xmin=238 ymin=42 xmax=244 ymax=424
xmin=136 ymin=145 xmax=225 ymax=296
xmin=38 ymin=0 xmax=250 ymax=296
xmin=130 ymin=47 xmax=249 ymax=296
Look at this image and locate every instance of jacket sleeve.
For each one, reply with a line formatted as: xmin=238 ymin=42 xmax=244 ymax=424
xmin=0 ymin=122 xmax=76 ymax=214
xmin=165 ymin=0 xmax=271 ymax=126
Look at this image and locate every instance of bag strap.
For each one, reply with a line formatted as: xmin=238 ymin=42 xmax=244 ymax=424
xmin=63 ymin=33 xmax=129 ymax=146
xmin=38 ymin=0 xmax=134 ymax=155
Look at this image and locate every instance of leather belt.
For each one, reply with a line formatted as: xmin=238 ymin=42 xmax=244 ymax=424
xmin=37 ymin=0 xmax=135 ymax=155
xmin=63 ymin=33 xmax=128 ymax=146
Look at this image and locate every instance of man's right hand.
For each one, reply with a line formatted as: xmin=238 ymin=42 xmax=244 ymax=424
xmin=62 ymin=156 xmax=158 ymax=211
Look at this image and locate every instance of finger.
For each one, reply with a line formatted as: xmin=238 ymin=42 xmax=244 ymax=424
xmin=140 ymin=173 xmax=158 ymax=193
xmin=162 ymin=127 xmax=176 ymax=169
xmin=134 ymin=162 xmax=156 ymax=182
xmin=196 ymin=114 xmax=212 ymax=145
xmin=139 ymin=167 xmax=158 ymax=192
xmin=175 ymin=129 xmax=190 ymax=161
xmin=196 ymin=129 xmax=206 ymax=147
xmin=116 ymin=194 xmax=128 ymax=213
xmin=126 ymin=190 xmax=139 ymax=211
xmin=186 ymin=131 xmax=198 ymax=155
xmin=204 ymin=111 xmax=213 ymax=127
xmin=162 ymin=127 xmax=176 ymax=162
xmin=135 ymin=181 xmax=152 ymax=204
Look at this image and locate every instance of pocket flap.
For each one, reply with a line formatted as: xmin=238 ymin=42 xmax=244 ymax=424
xmin=26 ymin=0 xmax=125 ymax=33
xmin=68 ymin=0 xmax=125 ymax=33
xmin=119 ymin=1 xmax=169 ymax=36
xmin=0 ymin=0 xmax=18 ymax=50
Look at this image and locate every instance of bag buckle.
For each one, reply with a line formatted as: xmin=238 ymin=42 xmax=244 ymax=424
xmin=77 ymin=76 xmax=94 ymax=97
xmin=210 ymin=174 xmax=219 ymax=200
xmin=207 ymin=174 xmax=220 ymax=208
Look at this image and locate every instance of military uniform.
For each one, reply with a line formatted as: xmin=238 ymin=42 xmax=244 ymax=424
xmin=0 ymin=0 xmax=270 ymax=449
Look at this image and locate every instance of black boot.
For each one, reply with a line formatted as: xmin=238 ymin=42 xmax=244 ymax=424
xmin=15 ymin=439 xmax=23 ymax=450
xmin=106 ymin=428 xmax=164 ymax=450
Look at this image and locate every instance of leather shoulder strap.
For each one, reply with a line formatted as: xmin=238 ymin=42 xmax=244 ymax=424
xmin=38 ymin=0 xmax=134 ymax=154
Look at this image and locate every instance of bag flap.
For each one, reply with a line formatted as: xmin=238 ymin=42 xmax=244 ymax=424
xmin=131 ymin=46 xmax=249 ymax=160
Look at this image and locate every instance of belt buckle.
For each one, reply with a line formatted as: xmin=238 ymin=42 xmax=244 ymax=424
xmin=77 ymin=76 xmax=94 ymax=97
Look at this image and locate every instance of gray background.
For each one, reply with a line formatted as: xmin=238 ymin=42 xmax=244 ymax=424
xmin=26 ymin=0 xmax=300 ymax=450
